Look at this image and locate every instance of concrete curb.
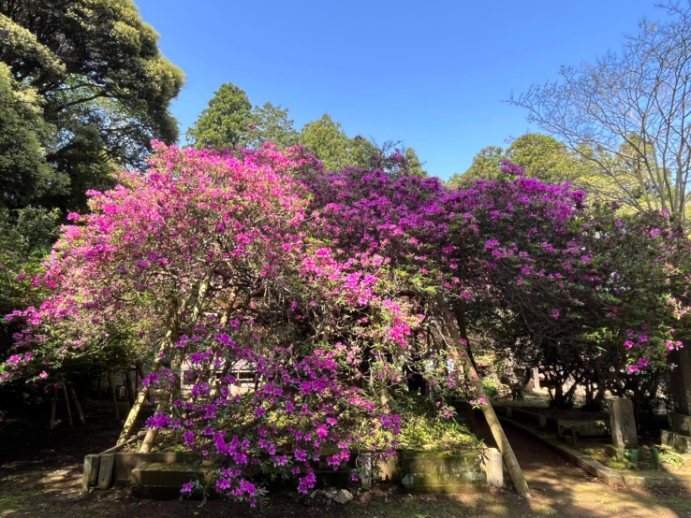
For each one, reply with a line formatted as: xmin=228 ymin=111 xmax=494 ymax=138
xmin=499 ymin=416 xmax=690 ymax=488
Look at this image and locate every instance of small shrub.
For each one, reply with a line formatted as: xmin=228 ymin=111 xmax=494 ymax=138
xmin=657 ymin=445 xmax=685 ymax=469
xmin=393 ymin=394 xmax=481 ymax=451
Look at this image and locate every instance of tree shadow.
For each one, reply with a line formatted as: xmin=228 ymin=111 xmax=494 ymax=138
xmin=471 ymin=411 xmax=691 ymax=517
xmin=1 ymin=407 xmax=690 ymax=518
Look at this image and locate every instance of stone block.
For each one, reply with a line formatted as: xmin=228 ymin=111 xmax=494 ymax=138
xmin=482 ymin=447 xmax=503 ymax=488
xmin=670 ymin=412 xmax=691 ymax=435
xmin=355 ymin=452 xmax=372 ymax=490
xmin=97 ymin=453 xmax=115 ymax=489
xmin=375 ymin=454 xmax=399 ymax=482
xmin=112 ymin=451 xmax=195 ymax=485
xmin=82 ymin=454 xmax=100 ymax=490
xmin=130 ymin=462 xmax=202 ymax=500
xmin=661 ymin=429 xmax=691 ymax=453
xmin=669 ymin=348 xmax=691 ymax=416
xmin=130 ymin=462 xmax=198 ymax=487
xmin=398 ymin=449 xmax=485 ymax=492
xmin=608 ymin=398 xmax=638 ymax=449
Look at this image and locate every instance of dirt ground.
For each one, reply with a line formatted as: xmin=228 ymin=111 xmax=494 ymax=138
xmin=1 ymin=419 xmax=691 ymax=518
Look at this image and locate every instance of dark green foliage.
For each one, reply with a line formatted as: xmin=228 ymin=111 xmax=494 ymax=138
xmin=188 ymin=83 xmax=300 ymax=150
xmin=0 ymin=65 xmax=60 ymax=208
xmin=299 ymin=114 xmax=354 ymax=171
xmin=0 ymin=0 xmax=184 ymax=211
xmin=190 ymin=84 xmax=427 ymax=176
xmin=0 ymin=207 xmax=59 ymax=350
xmin=0 ymin=0 xmax=182 ymax=365
xmin=187 ymin=83 xmax=253 ymax=149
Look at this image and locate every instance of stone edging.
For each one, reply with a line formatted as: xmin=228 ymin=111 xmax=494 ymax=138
xmin=84 ymin=447 xmax=504 ymax=494
xmin=499 ymin=416 xmax=690 ymax=488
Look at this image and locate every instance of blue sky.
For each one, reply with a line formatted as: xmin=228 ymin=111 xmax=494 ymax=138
xmin=137 ymin=1 xmax=664 ymax=180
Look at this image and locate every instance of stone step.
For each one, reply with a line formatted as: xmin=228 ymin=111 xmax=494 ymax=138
xmin=661 ymin=430 xmax=691 ymax=454
xmin=130 ymin=462 xmax=201 ymax=500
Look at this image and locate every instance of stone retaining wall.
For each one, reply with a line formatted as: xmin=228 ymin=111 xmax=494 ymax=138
xmin=84 ymin=447 xmax=502 ymax=495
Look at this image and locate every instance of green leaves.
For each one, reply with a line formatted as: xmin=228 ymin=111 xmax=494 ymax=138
xmin=1 ymin=0 xmax=184 ymax=211
xmin=0 ymin=207 xmax=59 ymax=315
xmin=0 ymin=14 xmax=66 ymax=84
xmin=300 ymin=115 xmax=353 ymax=171
xmin=0 ymin=65 xmax=59 ymax=209
xmin=187 ymin=83 xmax=253 ymax=149
xmin=188 ymin=84 xmax=300 ymax=151
xmin=450 ymin=134 xmax=590 ymax=187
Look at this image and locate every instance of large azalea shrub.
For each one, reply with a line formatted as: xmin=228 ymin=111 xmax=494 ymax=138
xmin=1 ymin=144 xmax=688 ymax=504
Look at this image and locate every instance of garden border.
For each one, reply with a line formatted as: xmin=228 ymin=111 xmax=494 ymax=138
xmin=82 ymin=446 xmax=505 ymax=496
xmin=499 ymin=416 xmax=690 ymax=488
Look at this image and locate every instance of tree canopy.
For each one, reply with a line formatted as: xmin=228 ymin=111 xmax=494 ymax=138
xmin=300 ymin=114 xmax=427 ymax=175
xmin=299 ymin=114 xmax=353 ymax=171
xmin=511 ymin=2 xmax=691 ymax=224
xmin=189 ymin=83 xmax=427 ymax=175
xmin=0 ymin=0 xmax=184 ymax=210
xmin=188 ymin=82 xmax=299 ymax=150
xmin=0 ymin=63 xmax=58 ymax=209
xmin=187 ymin=83 xmax=253 ymax=149
xmin=450 ymin=134 xmax=587 ymax=186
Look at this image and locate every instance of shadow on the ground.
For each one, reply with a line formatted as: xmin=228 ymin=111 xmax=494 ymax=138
xmin=2 ymin=404 xmax=691 ymax=518
xmin=473 ymin=412 xmax=691 ymax=518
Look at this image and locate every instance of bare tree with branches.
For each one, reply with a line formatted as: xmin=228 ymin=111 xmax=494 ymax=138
xmin=511 ymin=2 xmax=691 ymax=225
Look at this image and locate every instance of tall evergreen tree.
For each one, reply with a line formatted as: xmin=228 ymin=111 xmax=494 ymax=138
xmin=0 ymin=0 xmax=184 ymax=210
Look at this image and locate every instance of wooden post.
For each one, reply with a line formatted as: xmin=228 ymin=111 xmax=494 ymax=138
xmin=69 ymin=384 xmax=86 ymax=425
xmin=118 ymin=387 xmax=148 ymax=444
xmin=135 ymin=278 xmax=210 ymax=452
xmin=124 ymin=370 xmax=135 ymax=408
xmin=109 ymin=371 xmax=120 ymax=420
xmin=438 ymin=297 xmax=530 ymax=499
xmin=82 ymin=454 xmax=100 ymax=490
xmin=49 ymin=386 xmax=58 ymax=429
xmin=97 ymin=454 xmax=115 ymax=489
xmin=62 ymin=384 xmax=74 ymax=428
xmin=138 ymin=372 xmax=179 ymax=453
xmin=484 ymin=447 xmax=504 ymax=488
xmin=101 ymin=430 xmax=146 ymax=454
xmin=118 ymin=278 xmax=210 ymax=448
xmin=138 ymin=364 xmax=179 ymax=453
xmin=138 ymin=423 xmax=158 ymax=453
xmin=117 ymin=332 xmax=176 ymax=445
